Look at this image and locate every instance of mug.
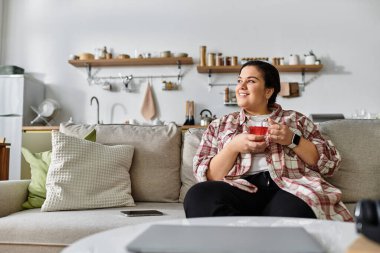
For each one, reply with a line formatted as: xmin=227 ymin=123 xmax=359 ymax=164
xmin=289 ymin=55 xmax=300 ymax=65
xmin=305 ymin=55 xmax=316 ymax=65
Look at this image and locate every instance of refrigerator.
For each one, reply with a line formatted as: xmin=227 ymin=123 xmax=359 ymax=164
xmin=0 ymin=75 xmax=44 ymax=179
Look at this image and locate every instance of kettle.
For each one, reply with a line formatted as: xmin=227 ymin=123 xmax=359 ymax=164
xmin=304 ymin=50 xmax=316 ymax=65
xmin=200 ymin=109 xmax=215 ymax=126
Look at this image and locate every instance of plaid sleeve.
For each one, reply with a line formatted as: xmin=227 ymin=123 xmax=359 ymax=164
xmin=193 ymin=121 xmax=220 ymax=182
xmin=299 ymin=115 xmax=341 ymax=177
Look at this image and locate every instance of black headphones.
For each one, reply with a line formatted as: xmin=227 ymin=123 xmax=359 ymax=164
xmin=355 ymin=199 xmax=380 ymax=243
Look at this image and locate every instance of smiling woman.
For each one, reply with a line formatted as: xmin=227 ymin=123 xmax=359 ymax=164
xmin=184 ymin=60 xmax=353 ymax=222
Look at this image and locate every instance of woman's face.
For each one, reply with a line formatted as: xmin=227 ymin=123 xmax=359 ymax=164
xmin=236 ymin=65 xmax=274 ymax=115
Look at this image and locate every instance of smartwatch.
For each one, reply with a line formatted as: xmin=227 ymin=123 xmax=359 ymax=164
xmin=288 ymin=133 xmax=301 ymax=149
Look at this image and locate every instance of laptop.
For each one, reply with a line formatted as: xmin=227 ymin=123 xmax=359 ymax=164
xmin=126 ymin=224 xmax=325 ymax=253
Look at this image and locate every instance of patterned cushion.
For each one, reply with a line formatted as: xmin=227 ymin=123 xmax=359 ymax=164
xmin=95 ymin=123 xmax=181 ymax=202
xmin=41 ymin=131 xmax=135 ymax=211
xmin=22 ymin=129 xmax=96 ymax=209
xmin=179 ymin=128 xmax=204 ymax=202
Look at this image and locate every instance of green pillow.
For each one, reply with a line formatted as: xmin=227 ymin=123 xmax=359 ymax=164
xmin=22 ymin=129 xmax=96 ymax=209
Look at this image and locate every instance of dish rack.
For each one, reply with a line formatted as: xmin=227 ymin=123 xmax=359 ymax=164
xmin=30 ymin=99 xmax=60 ymax=126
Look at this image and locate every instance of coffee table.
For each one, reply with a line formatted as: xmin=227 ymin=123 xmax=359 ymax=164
xmin=62 ymin=216 xmax=358 ymax=253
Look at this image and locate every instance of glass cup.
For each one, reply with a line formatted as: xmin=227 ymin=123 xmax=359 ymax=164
xmin=248 ymin=121 xmax=269 ymax=141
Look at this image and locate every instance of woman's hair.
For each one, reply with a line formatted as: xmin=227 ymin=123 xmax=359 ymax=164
xmin=239 ymin=60 xmax=281 ymax=105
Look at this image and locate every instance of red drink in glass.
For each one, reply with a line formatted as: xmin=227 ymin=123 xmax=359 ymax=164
xmin=249 ymin=126 xmax=268 ymax=137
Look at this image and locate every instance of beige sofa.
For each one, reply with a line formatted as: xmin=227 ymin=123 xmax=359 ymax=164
xmin=0 ymin=119 xmax=379 ymax=253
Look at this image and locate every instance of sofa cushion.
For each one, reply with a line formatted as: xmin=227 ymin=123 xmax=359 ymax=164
xmin=95 ymin=123 xmax=182 ymax=202
xmin=21 ymin=129 xmax=96 ymax=209
xmin=319 ymin=119 xmax=380 ymax=203
xmin=20 ymin=148 xmax=51 ymax=209
xmin=180 ymin=128 xmax=204 ymax=202
xmin=59 ymin=121 xmax=96 ymax=138
xmin=0 ymin=202 xmax=185 ymax=251
xmin=42 ymin=131 xmax=135 ymax=211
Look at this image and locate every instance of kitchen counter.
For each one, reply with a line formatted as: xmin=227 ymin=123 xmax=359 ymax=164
xmin=181 ymin=125 xmax=206 ymax=130
xmin=23 ymin=125 xmax=206 ymax=132
xmin=22 ymin=126 xmax=59 ymax=132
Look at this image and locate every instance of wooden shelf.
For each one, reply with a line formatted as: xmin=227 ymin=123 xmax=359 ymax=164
xmin=197 ymin=65 xmax=241 ymax=73
xmin=275 ymin=64 xmax=323 ymax=72
xmin=69 ymin=57 xmax=193 ymax=67
xmin=197 ymin=64 xmax=323 ymax=73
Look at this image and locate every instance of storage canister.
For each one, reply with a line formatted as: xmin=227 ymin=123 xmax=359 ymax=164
xmin=231 ymin=56 xmax=238 ymax=66
xmin=207 ymin=53 xmax=216 ymax=66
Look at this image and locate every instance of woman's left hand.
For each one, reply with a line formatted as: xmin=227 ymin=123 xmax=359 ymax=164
xmin=268 ymin=118 xmax=293 ymax=146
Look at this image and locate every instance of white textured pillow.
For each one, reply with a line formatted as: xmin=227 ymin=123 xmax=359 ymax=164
xmin=42 ymin=131 xmax=135 ymax=212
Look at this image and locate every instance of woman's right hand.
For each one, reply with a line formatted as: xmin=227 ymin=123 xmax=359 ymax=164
xmin=227 ymin=133 xmax=268 ymax=154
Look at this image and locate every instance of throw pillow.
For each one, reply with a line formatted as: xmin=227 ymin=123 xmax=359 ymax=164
xmin=95 ymin=123 xmax=181 ymax=202
xmin=21 ymin=149 xmax=51 ymax=209
xmin=41 ymin=131 xmax=135 ymax=211
xmin=21 ymin=129 xmax=96 ymax=209
xmin=59 ymin=121 xmax=96 ymax=138
xmin=319 ymin=119 xmax=380 ymax=203
xmin=179 ymin=128 xmax=204 ymax=202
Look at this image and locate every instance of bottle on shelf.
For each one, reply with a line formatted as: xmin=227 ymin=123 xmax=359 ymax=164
xmin=224 ymin=87 xmax=230 ymax=103
xmin=200 ymin=46 xmax=207 ymax=66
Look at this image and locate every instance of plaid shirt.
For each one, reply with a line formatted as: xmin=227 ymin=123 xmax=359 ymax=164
xmin=193 ymin=104 xmax=353 ymax=222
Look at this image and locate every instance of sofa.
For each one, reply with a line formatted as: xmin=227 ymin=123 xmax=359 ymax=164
xmin=0 ymin=119 xmax=379 ymax=253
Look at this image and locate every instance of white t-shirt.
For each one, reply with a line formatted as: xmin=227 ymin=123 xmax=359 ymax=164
xmin=244 ymin=114 xmax=271 ymax=176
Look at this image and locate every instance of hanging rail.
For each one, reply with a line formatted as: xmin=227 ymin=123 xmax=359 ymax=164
xmin=86 ymin=61 xmax=183 ymax=87
xmin=207 ymin=70 xmax=237 ymax=88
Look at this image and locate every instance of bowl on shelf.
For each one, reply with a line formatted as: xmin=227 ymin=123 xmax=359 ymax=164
xmin=160 ymin=51 xmax=171 ymax=58
xmin=174 ymin=53 xmax=188 ymax=57
xmin=78 ymin=53 xmax=95 ymax=60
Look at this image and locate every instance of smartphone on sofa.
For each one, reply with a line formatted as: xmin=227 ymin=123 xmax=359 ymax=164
xmin=121 ymin=210 xmax=164 ymax=217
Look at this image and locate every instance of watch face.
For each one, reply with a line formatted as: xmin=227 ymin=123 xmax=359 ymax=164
xmin=293 ymin=133 xmax=301 ymax=146
xmin=288 ymin=133 xmax=301 ymax=149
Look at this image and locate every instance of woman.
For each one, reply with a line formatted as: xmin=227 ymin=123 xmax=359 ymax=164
xmin=184 ymin=60 xmax=353 ymax=221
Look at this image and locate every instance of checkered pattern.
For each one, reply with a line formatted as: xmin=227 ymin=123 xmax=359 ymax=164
xmin=41 ymin=131 xmax=135 ymax=212
xmin=193 ymin=103 xmax=353 ymax=221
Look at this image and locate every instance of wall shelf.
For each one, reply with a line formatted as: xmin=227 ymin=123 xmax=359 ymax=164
xmin=69 ymin=57 xmax=193 ymax=67
xmin=68 ymin=57 xmax=193 ymax=87
xmin=198 ymin=64 xmax=323 ymax=105
xmin=197 ymin=64 xmax=323 ymax=73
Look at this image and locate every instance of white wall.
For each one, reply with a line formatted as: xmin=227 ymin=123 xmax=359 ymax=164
xmin=2 ymin=0 xmax=380 ymax=125
xmin=0 ymin=0 xmax=3 ymax=63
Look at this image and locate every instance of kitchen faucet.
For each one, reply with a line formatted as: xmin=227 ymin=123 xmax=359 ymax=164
xmin=90 ymin=96 xmax=100 ymax=124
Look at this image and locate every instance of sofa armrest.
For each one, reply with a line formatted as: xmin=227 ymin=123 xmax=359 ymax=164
xmin=0 ymin=180 xmax=30 ymax=218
